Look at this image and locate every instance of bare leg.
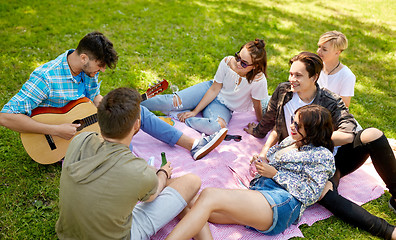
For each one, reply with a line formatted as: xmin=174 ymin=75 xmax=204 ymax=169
xmin=176 ymin=194 xmax=213 ymax=240
xmin=166 ymin=174 xmax=211 ymax=239
xmin=175 ymin=134 xmax=194 ymax=150
xmin=360 ymin=127 xmax=383 ymax=143
xmin=166 ymin=173 xmax=201 ymax=203
xmin=192 ymin=223 xmax=213 ymax=240
xmin=166 ymin=187 xmax=273 ymax=240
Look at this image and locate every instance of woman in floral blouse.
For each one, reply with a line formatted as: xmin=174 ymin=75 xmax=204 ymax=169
xmin=165 ymin=104 xmax=335 ymax=239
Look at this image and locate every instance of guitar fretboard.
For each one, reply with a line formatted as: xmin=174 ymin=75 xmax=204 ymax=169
xmin=82 ymin=114 xmax=98 ymax=128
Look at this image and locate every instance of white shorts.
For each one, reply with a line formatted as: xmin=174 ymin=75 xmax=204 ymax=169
xmin=131 ymin=186 xmax=187 ymax=240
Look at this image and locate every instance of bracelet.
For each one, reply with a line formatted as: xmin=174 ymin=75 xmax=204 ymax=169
xmin=156 ymin=169 xmax=170 ymax=179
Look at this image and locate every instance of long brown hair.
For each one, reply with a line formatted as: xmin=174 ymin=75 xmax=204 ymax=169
xmin=295 ymin=104 xmax=334 ymax=152
xmin=240 ymin=38 xmax=267 ymax=83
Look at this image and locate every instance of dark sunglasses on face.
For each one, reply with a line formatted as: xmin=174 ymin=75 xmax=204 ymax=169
xmin=234 ymin=52 xmax=253 ymax=68
xmin=224 ymin=134 xmax=242 ymax=142
xmin=290 ymin=115 xmax=299 ymax=132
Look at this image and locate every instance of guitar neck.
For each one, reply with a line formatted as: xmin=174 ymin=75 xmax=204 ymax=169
xmin=142 ymin=79 xmax=169 ymax=101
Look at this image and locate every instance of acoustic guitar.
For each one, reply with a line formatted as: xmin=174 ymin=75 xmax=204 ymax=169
xmin=20 ymin=79 xmax=169 ymax=164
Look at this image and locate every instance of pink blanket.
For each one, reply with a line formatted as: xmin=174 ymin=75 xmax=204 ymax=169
xmin=131 ymin=111 xmax=387 ymax=240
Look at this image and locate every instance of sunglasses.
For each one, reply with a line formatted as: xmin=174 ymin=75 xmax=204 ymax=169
xmin=290 ymin=115 xmax=299 ymax=132
xmin=234 ymin=52 xmax=254 ymax=68
xmin=224 ymin=134 xmax=242 ymax=142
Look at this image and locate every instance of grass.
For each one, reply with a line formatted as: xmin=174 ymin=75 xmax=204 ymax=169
xmin=0 ymin=0 xmax=395 ymax=239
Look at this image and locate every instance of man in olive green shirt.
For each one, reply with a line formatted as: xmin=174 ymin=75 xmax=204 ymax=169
xmin=56 ymin=88 xmax=202 ymax=239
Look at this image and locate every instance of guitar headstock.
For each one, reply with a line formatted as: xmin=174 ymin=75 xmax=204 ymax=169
xmin=145 ymin=79 xmax=169 ymax=99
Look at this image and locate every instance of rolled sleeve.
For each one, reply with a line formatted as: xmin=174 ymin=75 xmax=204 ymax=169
xmin=1 ymin=72 xmax=49 ymax=116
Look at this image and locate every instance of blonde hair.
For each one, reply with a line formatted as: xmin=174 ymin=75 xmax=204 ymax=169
xmin=318 ymin=31 xmax=348 ymax=52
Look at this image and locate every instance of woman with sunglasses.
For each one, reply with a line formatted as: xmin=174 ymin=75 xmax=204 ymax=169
xmin=141 ymin=39 xmax=268 ymax=135
xmin=165 ymin=105 xmax=335 ymax=239
xmin=245 ymin=52 xmax=396 ymax=239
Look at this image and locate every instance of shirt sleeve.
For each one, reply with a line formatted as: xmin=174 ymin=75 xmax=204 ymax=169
xmin=213 ymin=57 xmax=229 ymax=84
xmin=138 ymin=166 xmax=158 ymax=202
xmin=1 ymin=71 xmax=49 ymax=116
xmin=250 ymin=75 xmax=268 ymax=100
xmin=252 ymin=83 xmax=283 ymax=138
xmin=338 ymin=70 xmax=356 ymax=97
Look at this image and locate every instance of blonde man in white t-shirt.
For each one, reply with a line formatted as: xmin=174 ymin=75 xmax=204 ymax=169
xmin=317 ymin=30 xmax=356 ymax=108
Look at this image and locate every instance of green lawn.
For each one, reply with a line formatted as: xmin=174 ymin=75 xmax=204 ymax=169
xmin=0 ymin=0 xmax=395 ymax=239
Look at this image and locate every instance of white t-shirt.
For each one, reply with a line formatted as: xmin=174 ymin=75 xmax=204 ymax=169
xmin=283 ymin=93 xmax=315 ymax=136
xmin=317 ymin=65 xmax=356 ymax=97
xmin=214 ymin=57 xmax=268 ymax=112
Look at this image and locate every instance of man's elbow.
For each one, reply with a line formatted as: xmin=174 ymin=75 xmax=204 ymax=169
xmin=0 ymin=113 xmax=9 ymax=127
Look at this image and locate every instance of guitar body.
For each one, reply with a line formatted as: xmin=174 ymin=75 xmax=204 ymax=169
xmin=20 ymin=98 xmax=99 ymax=164
xmin=20 ymin=79 xmax=169 ymax=164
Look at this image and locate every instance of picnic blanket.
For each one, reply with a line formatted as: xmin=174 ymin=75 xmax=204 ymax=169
xmin=131 ymin=111 xmax=389 ymax=240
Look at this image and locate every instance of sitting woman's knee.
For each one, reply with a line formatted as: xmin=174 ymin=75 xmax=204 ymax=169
xmin=360 ymin=127 xmax=383 ymax=143
xmin=199 ymin=187 xmax=219 ymax=202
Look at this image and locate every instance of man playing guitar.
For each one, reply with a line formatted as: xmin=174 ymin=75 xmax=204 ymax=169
xmin=0 ymin=31 xmax=227 ymax=163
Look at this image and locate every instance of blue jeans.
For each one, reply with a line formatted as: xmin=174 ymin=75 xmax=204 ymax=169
xmin=248 ymin=177 xmax=302 ymax=235
xmin=141 ymin=80 xmax=232 ymax=135
xmin=129 ymin=106 xmax=183 ymax=151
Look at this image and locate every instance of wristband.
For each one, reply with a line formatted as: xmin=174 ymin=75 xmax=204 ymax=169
xmin=156 ymin=169 xmax=170 ymax=179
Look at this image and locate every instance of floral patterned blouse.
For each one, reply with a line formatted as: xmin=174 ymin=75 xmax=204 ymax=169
xmin=267 ymin=136 xmax=335 ymax=209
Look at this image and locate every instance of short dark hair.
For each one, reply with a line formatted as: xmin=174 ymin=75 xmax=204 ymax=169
xmin=295 ymin=104 xmax=334 ymax=152
xmin=76 ymin=31 xmax=118 ymax=69
xmin=290 ymin=52 xmax=323 ymax=82
xmin=97 ymin=88 xmax=141 ymax=139
xmin=241 ymin=38 xmax=268 ymax=83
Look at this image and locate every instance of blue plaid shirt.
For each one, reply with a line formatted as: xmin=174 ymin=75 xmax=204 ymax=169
xmin=1 ymin=49 xmax=101 ymax=116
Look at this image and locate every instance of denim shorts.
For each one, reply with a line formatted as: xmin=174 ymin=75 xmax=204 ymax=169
xmin=248 ymin=177 xmax=302 ymax=235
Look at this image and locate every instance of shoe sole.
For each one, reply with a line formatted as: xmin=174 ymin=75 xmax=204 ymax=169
xmin=194 ymin=128 xmax=228 ymax=160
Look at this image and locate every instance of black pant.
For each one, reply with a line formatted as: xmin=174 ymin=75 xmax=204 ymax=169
xmin=319 ymin=131 xmax=396 ymax=239
xmin=334 ymin=130 xmax=396 ymax=197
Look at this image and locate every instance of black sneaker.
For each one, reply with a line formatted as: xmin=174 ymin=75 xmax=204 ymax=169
xmin=389 ymin=196 xmax=396 ymax=214
xmin=191 ymin=128 xmax=228 ymax=160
